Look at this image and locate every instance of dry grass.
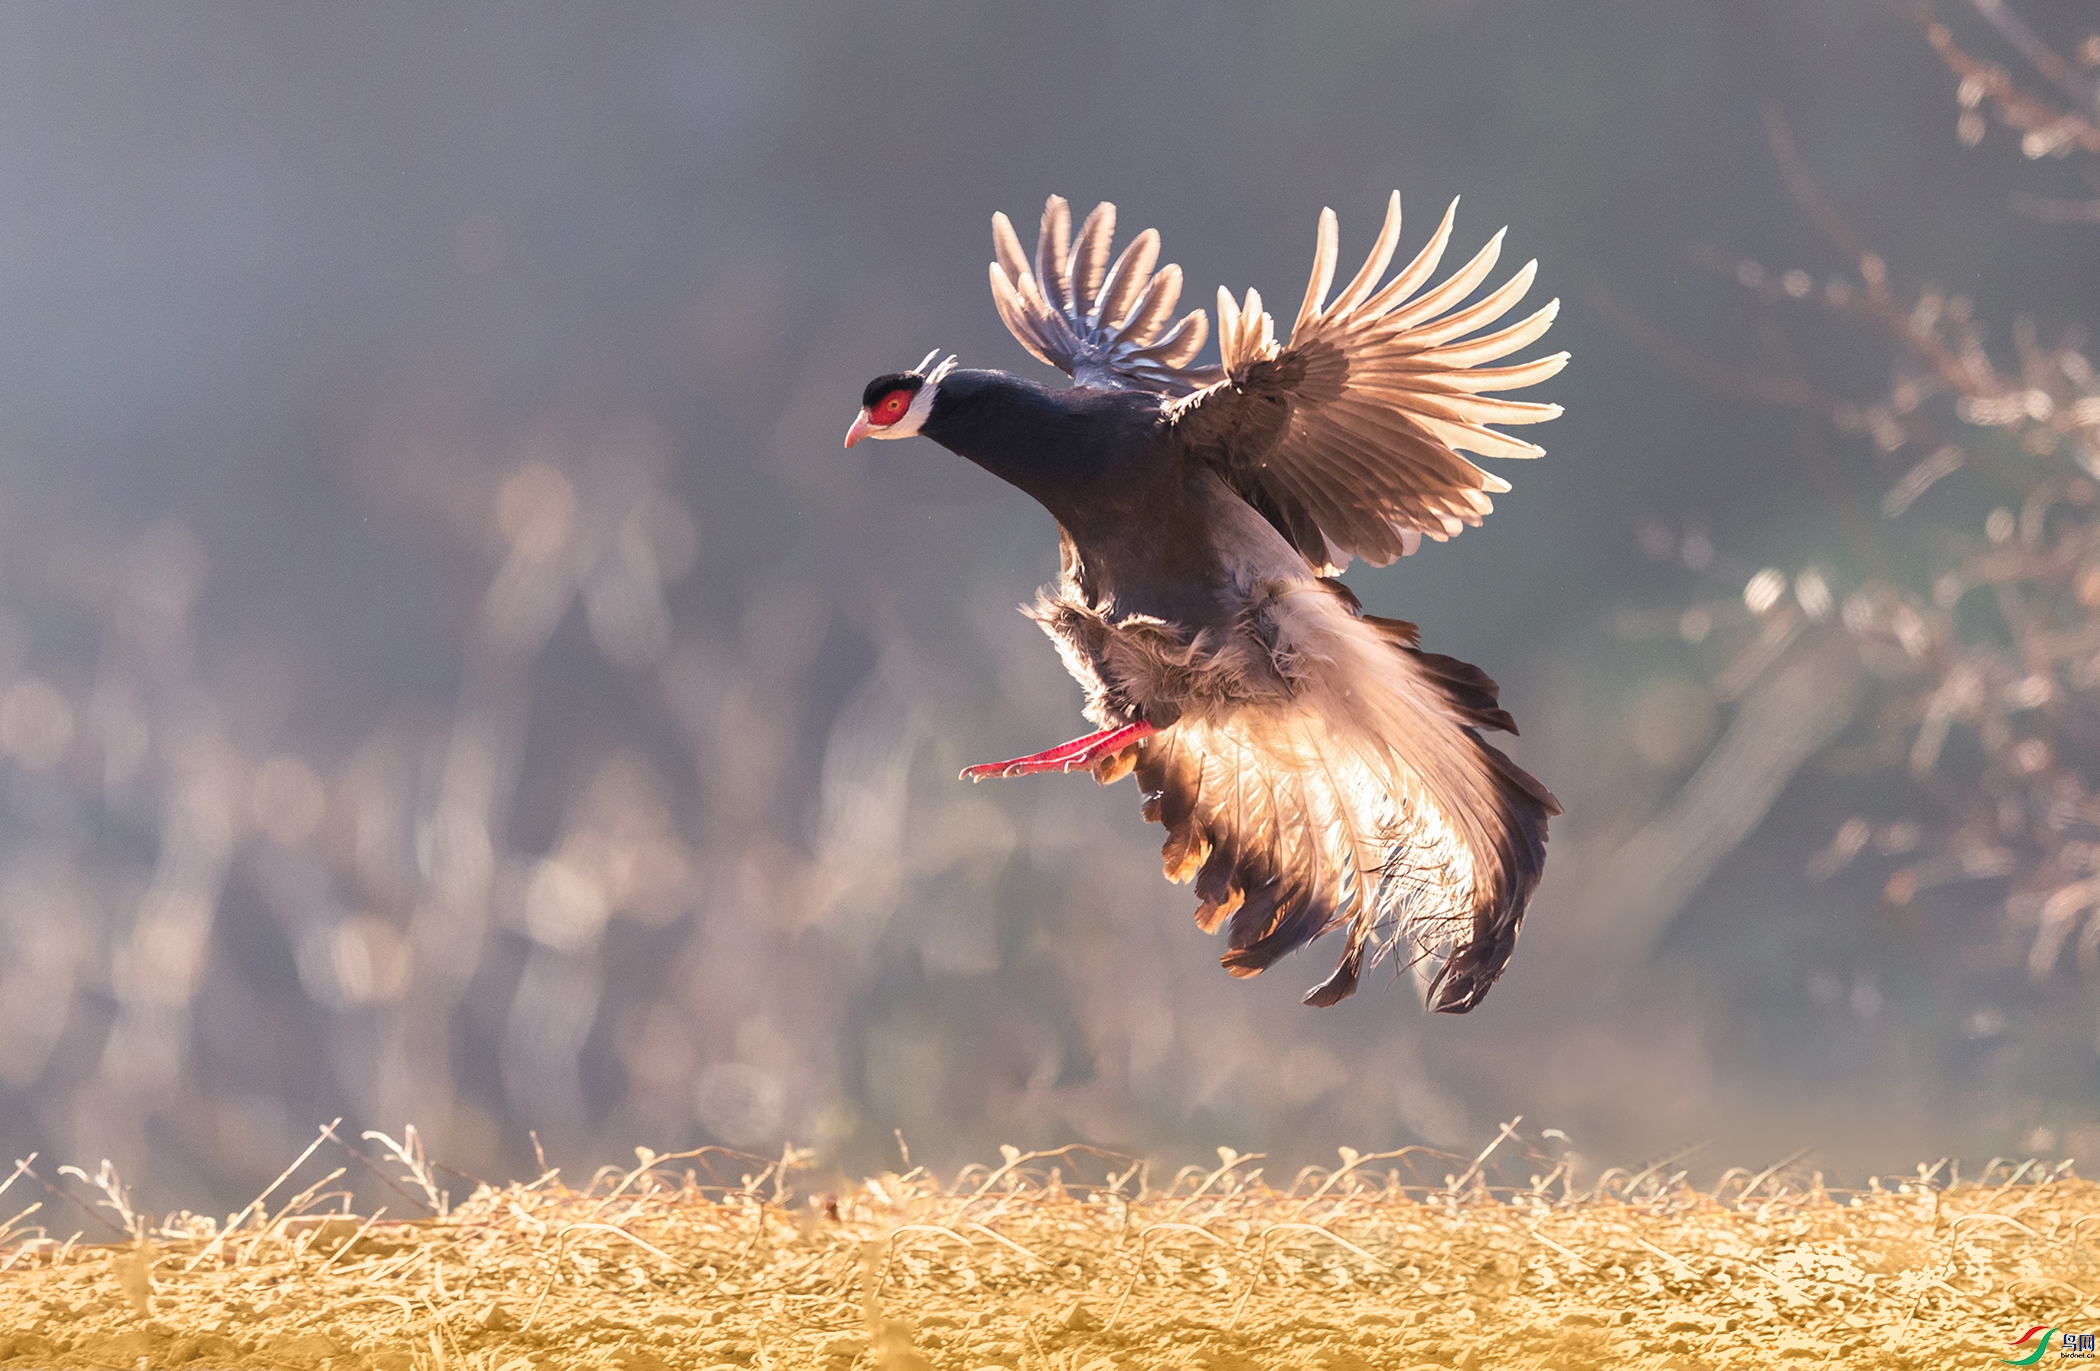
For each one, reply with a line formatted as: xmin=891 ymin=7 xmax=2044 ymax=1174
xmin=0 ymin=1125 xmax=2093 ymax=1370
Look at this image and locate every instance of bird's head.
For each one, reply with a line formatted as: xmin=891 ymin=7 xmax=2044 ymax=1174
xmin=844 ymin=350 xmax=955 ymax=447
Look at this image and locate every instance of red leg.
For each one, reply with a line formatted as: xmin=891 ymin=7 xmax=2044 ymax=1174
xmin=961 ymin=721 xmax=1157 ymax=781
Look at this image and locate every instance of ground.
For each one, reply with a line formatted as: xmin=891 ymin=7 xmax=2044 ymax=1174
xmin=0 ymin=1140 xmax=2085 ymax=1370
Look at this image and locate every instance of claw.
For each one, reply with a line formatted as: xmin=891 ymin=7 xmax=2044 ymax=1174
xmin=961 ymin=721 xmax=1156 ymax=781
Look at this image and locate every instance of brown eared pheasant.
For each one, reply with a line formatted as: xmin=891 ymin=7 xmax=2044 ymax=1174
xmin=846 ymin=193 xmax=1565 ymax=1011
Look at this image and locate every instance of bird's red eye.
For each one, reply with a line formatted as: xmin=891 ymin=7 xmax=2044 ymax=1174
xmin=869 ymin=389 xmax=913 ymax=427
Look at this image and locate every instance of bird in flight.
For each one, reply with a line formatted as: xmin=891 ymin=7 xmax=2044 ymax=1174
xmin=845 ymin=193 xmax=1563 ymax=1011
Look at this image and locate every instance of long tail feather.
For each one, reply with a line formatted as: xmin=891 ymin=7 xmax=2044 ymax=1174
xmin=1125 ymin=585 xmax=1554 ymax=1011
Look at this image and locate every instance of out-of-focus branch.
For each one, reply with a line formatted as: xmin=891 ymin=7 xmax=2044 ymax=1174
xmin=1580 ymin=283 xmax=1845 ymax=419
xmin=1573 ymin=637 xmax=1865 ymax=967
xmin=2010 ymin=192 xmax=2100 ymax=223
xmin=1922 ymin=11 xmax=2100 ymax=157
xmin=1582 ymin=282 xmax=1895 ymax=578
xmin=1969 ymin=0 xmax=2100 ymax=116
xmin=1759 ymin=103 xmax=1999 ymax=449
xmin=1612 ymin=13 xmax=2100 ymax=999
xmin=1763 ymin=105 xmax=2024 ymax=414
xmin=1761 ymin=104 xmax=1875 ymax=267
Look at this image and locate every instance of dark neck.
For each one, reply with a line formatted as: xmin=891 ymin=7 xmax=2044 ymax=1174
xmin=920 ymin=369 xmax=1158 ymax=528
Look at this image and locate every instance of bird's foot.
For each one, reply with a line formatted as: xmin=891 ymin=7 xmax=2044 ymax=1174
xmin=960 ymin=721 xmax=1156 ymax=781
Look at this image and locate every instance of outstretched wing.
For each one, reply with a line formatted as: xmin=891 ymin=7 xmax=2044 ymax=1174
xmin=1117 ymin=591 xmax=1557 ymax=1011
xmin=1172 ymin=193 xmax=1566 ymax=572
xmin=989 ymin=196 xmax=1221 ymax=396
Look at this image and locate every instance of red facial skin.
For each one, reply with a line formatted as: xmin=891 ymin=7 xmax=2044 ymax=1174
xmin=869 ymin=389 xmax=912 ymax=426
xmin=843 ymin=387 xmax=916 ymax=447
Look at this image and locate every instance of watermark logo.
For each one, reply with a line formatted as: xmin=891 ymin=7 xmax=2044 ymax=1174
xmin=2003 ymin=1326 xmax=2098 ymax=1364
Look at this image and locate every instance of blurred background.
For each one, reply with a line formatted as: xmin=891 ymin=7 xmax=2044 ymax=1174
xmin=1 ymin=0 xmax=2097 ymax=1216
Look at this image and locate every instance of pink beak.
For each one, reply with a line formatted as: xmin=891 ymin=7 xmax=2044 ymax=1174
xmin=843 ymin=410 xmax=872 ymax=448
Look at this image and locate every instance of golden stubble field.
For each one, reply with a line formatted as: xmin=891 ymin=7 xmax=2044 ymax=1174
xmin=0 ymin=1128 xmax=2087 ymax=1371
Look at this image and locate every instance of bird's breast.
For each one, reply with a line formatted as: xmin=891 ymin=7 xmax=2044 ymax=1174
xmin=1039 ymin=477 xmax=1328 ymax=729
